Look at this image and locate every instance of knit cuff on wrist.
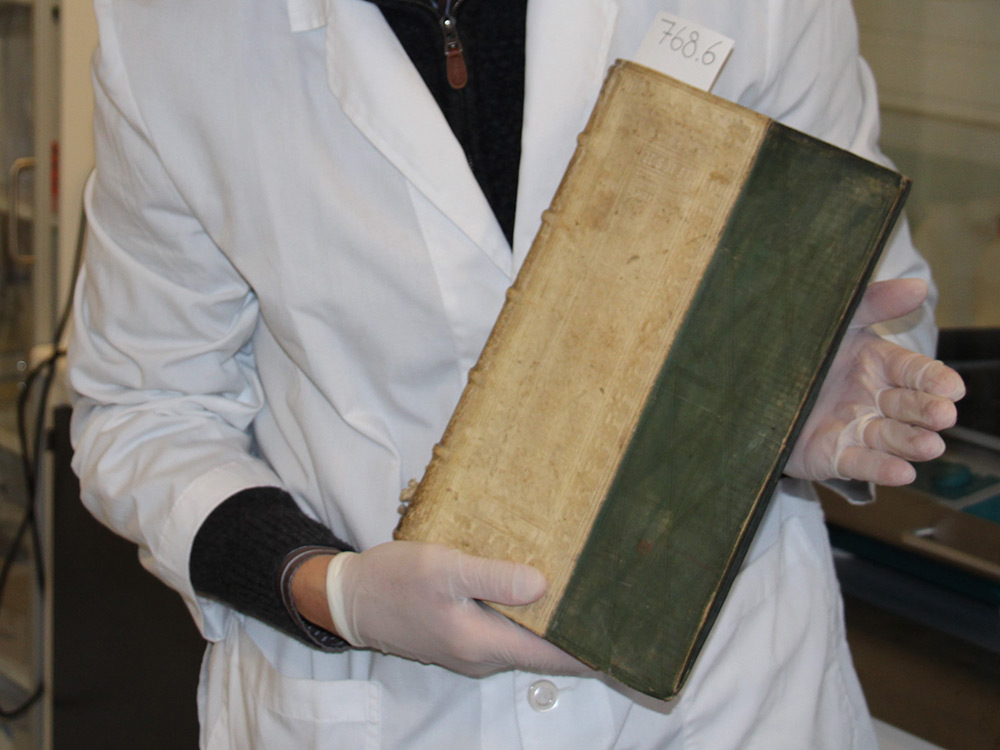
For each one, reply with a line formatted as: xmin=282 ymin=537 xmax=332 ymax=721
xmin=189 ymin=486 xmax=353 ymax=651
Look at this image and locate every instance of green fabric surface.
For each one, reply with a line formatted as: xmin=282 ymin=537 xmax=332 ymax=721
xmin=547 ymin=123 xmax=907 ymax=699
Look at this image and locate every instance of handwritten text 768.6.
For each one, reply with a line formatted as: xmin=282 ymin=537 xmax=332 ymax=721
xmin=659 ymin=21 xmax=723 ymax=66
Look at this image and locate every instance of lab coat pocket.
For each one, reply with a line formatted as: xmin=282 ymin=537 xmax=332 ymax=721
xmin=205 ymin=628 xmax=382 ymax=749
xmin=252 ymin=673 xmax=381 ymax=750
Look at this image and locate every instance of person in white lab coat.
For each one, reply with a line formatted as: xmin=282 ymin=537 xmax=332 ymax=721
xmin=68 ymin=0 xmax=965 ymax=747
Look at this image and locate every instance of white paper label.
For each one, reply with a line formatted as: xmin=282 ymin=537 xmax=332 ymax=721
xmin=633 ymin=12 xmax=734 ymax=92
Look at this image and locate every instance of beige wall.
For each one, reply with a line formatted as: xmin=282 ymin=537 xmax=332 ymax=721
xmin=57 ymin=0 xmax=97 ymax=328
xmin=854 ymin=0 xmax=1000 ymax=328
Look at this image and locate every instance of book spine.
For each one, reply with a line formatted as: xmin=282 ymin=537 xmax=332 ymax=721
xmin=391 ymin=69 xmax=612 ymax=543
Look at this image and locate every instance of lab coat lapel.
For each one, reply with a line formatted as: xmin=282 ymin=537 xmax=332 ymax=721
xmin=322 ymin=0 xmax=513 ymax=276
xmin=513 ymin=0 xmax=621 ymax=273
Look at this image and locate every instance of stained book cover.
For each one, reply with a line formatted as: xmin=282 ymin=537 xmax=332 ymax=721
xmin=394 ymin=60 xmax=910 ymax=699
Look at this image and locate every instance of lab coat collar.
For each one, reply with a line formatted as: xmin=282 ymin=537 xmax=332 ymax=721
xmin=288 ymin=0 xmax=620 ymax=278
xmin=293 ymin=0 xmax=513 ymax=276
xmin=286 ymin=0 xmax=327 ymax=32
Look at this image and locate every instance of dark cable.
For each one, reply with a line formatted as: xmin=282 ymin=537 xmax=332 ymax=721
xmin=0 ymin=200 xmax=87 ymax=719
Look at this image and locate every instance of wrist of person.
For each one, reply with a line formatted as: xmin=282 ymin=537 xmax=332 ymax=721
xmin=279 ymin=546 xmax=349 ymax=649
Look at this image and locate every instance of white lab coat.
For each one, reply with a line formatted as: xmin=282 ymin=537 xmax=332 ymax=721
xmin=69 ymin=0 xmax=935 ymax=747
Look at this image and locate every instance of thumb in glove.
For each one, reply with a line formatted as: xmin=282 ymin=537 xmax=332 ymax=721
xmin=325 ymin=541 xmax=588 ymax=677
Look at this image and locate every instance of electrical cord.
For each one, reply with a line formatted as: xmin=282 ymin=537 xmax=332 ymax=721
xmin=0 ymin=202 xmax=86 ymax=720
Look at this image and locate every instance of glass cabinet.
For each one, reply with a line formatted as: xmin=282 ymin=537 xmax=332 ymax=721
xmin=1 ymin=0 xmax=36 ymax=433
xmin=1 ymin=2 xmax=45 ymax=747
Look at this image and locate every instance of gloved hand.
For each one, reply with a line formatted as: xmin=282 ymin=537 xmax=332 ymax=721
xmin=324 ymin=540 xmax=588 ymax=677
xmin=785 ymin=278 xmax=965 ymax=485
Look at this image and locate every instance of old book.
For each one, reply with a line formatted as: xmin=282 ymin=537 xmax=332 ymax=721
xmin=394 ymin=60 xmax=910 ymax=699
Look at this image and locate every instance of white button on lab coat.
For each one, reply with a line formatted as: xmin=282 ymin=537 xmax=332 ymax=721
xmin=69 ymin=0 xmax=935 ymax=747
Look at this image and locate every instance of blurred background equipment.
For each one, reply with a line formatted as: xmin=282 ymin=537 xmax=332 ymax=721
xmin=824 ymin=4 xmax=1000 ymax=749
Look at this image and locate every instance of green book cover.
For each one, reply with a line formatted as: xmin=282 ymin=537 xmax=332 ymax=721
xmin=396 ymin=60 xmax=910 ymax=700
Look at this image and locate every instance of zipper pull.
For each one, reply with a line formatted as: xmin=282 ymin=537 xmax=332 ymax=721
xmin=440 ymin=14 xmax=467 ymax=89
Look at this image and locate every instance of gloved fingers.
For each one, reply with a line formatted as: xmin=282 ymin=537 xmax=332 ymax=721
xmin=452 ymin=551 xmax=548 ymax=607
xmin=882 ymin=350 xmax=966 ymax=400
xmin=860 ymin=416 xmax=946 ymax=463
xmin=833 ymin=444 xmax=917 ymax=486
xmin=471 ymin=605 xmax=592 ymax=677
xmin=831 ymin=411 xmax=880 ymax=480
xmin=322 ymin=540 xmax=583 ymax=676
xmin=875 ymin=386 xmax=959 ymax=432
xmin=831 ymin=407 xmax=947 ymax=485
xmin=400 ymin=594 xmax=587 ymax=677
xmin=445 ymin=556 xmax=590 ymax=675
xmin=849 ymin=278 xmax=928 ymax=329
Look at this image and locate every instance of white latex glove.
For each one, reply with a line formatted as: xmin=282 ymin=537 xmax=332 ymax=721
xmin=324 ymin=541 xmax=588 ymax=677
xmin=785 ymin=278 xmax=966 ymax=485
